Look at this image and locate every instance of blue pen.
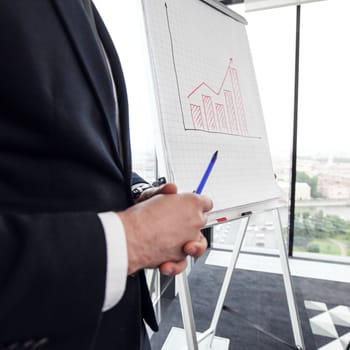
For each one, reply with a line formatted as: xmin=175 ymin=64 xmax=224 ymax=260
xmin=194 ymin=150 xmax=218 ymax=194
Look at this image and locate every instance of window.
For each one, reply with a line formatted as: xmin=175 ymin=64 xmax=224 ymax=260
xmin=295 ymin=0 xmax=350 ymax=259
xmin=221 ymin=1 xmax=350 ymax=260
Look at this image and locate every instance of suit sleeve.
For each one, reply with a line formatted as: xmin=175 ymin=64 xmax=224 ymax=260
xmin=131 ymin=172 xmax=148 ymax=186
xmin=0 ymin=211 xmax=107 ymax=343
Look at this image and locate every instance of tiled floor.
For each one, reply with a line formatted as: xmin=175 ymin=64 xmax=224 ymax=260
xmin=205 ymin=250 xmax=350 ymax=284
xmin=304 ymin=301 xmax=350 ymax=350
xmin=205 ymin=249 xmax=350 ymax=349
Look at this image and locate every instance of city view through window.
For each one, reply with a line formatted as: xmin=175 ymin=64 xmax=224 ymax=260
xmin=234 ymin=0 xmax=350 ymax=259
xmin=275 ymin=157 xmax=350 ymax=258
xmin=293 ymin=1 xmax=350 ymax=259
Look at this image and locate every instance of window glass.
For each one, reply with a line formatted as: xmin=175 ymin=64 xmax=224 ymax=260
xmin=94 ymin=0 xmax=158 ymax=183
xmin=214 ymin=4 xmax=295 ymax=252
xmin=295 ymin=0 xmax=350 ymax=259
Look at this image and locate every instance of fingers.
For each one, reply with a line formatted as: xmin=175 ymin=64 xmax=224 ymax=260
xmin=158 ymin=234 xmax=207 ymax=276
xmin=135 ymin=182 xmax=177 ymax=203
xmin=197 ymin=194 xmax=213 ymax=213
xmin=183 ymin=233 xmax=208 ymax=257
xmin=136 ymin=182 xmax=213 ymax=217
xmin=157 ymin=182 xmax=178 ymax=195
xmin=159 ymin=258 xmax=188 ymax=276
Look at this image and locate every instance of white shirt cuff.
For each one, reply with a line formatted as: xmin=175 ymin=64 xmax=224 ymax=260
xmin=98 ymin=211 xmax=128 ymax=311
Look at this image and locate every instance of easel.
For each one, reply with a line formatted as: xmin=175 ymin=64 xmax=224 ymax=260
xmin=165 ymin=207 xmax=305 ymax=350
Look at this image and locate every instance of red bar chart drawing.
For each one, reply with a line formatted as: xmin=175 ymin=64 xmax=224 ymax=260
xmin=187 ymin=58 xmax=248 ymax=136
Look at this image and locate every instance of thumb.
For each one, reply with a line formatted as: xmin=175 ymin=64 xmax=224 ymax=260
xmin=159 ymin=259 xmax=187 ymax=276
xmin=156 ymin=182 xmax=178 ymax=195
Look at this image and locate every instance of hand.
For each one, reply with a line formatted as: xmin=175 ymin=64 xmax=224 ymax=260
xmin=133 ymin=183 xmax=209 ymax=275
xmin=118 ymin=183 xmax=213 ymax=275
xmin=159 ymin=233 xmax=208 ymax=275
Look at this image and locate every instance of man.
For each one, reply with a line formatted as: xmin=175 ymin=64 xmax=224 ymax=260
xmin=0 ymin=1 xmax=212 ymax=349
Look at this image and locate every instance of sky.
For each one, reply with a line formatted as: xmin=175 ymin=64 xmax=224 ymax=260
xmin=231 ymin=0 xmax=350 ymax=158
xmin=94 ymin=0 xmax=350 ymax=159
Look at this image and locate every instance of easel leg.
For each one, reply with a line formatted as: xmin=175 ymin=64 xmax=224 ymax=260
xmin=206 ymin=216 xmax=250 ymax=347
xmin=175 ymin=209 xmax=305 ymax=350
xmin=272 ymin=209 xmax=305 ymax=350
xmin=176 ymin=218 xmax=250 ymax=350
xmin=177 ymin=269 xmax=199 ymax=350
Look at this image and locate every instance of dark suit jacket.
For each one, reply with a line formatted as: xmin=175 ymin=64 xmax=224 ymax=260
xmin=0 ymin=1 xmax=157 ymax=349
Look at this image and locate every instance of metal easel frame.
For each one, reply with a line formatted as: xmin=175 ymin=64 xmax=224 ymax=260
xmin=175 ymin=208 xmax=305 ymax=350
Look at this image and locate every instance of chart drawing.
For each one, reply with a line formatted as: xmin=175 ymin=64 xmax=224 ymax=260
xmin=187 ymin=58 xmax=248 ymax=136
xmin=164 ymin=1 xmax=260 ymax=138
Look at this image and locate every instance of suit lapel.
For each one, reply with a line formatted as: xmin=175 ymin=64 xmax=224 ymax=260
xmin=52 ymin=0 xmax=126 ymax=172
